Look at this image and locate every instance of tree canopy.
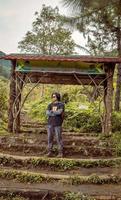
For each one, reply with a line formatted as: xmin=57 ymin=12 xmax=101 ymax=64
xmin=62 ymin=0 xmax=121 ymax=56
xmin=62 ymin=0 xmax=121 ymax=110
xmin=18 ymin=5 xmax=76 ymax=55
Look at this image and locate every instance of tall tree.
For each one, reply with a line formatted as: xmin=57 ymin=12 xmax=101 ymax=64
xmin=18 ymin=5 xmax=76 ymax=55
xmin=62 ymin=0 xmax=121 ymax=110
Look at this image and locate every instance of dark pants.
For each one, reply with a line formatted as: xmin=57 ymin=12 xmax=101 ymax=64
xmin=47 ymin=125 xmax=63 ymax=152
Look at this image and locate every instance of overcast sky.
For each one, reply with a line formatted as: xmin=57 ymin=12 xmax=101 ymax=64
xmin=0 ymin=0 xmax=85 ymax=54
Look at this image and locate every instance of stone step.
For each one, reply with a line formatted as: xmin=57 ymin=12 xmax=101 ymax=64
xmin=21 ymin=121 xmax=43 ymax=125
xmin=21 ymin=128 xmax=47 ymax=134
xmin=0 ymin=143 xmax=115 ymax=157
xmin=21 ymin=123 xmax=99 ymax=136
xmin=0 ymin=179 xmax=121 ymax=200
xmin=1 ymin=165 xmax=121 ymax=177
xmin=1 ymin=182 xmax=121 ymax=200
xmin=21 ymin=123 xmax=45 ymax=128
xmin=0 ymin=135 xmax=103 ymax=147
xmin=21 ymin=130 xmax=99 ymax=137
xmin=0 ymin=153 xmax=120 ymax=171
xmin=0 ymin=168 xmax=121 ymax=185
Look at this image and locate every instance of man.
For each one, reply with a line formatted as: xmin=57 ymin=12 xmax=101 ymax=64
xmin=46 ymin=92 xmax=65 ymax=158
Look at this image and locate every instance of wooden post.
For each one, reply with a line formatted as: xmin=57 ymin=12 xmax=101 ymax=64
xmin=102 ymin=80 xmax=107 ymax=134
xmin=103 ymin=63 xmax=115 ymax=134
xmin=8 ymin=60 xmax=16 ymax=133
xmin=14 ymin=73 xmax=25 ymax=133
xmin=14 ymin=75 xmax=21 ymax=133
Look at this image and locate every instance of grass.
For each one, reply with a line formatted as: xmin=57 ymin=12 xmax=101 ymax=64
xmin=63 ymin=192 xmax=95 ymax=200
xmin=0 ymin=129 xmax=9 ymax=136
xmin=0 ymin=156 xmax=121 ymax=171
xmin=99 ymin=132 xmax=121 ymax=156
xmin=0 ymin=169 xmax=120 ymax=185
xmin=0 ymin=155 xmax=121 ymax=170
xmin=0 ymin=170 xmax=53 ymax=184
xmin=0 ymin=196 xmax=28 ymax=200
xmin=0 ymin=192 xmax=95 ymax=200
xmin=64 ymin=174 xmax=121 ymax=185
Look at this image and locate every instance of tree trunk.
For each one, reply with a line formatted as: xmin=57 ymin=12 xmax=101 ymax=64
xmin=103 ymin=64 xmax=114 ymax=134
xmin=114 ymin=16 xmax=121 ymax=111
xmin=114 ymin=64 xmax=121 ymax=111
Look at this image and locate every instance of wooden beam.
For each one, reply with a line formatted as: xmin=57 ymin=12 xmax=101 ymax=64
xmin=16 ymin=72 xmax=106 ymax=86
xmin=2 ymin=54 xmax=121 ymax=63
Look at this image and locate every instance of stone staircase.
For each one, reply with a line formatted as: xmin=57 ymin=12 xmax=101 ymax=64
xmin=0 ymin=122 xmax=121 ymax=200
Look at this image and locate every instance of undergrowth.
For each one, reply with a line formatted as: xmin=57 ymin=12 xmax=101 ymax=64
xmin=0 ymin=156 xmax=121 ymax=170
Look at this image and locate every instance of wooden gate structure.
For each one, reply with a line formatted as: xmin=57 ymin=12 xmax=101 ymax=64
xmin=1 ymin=54 xmax=121 ymax=134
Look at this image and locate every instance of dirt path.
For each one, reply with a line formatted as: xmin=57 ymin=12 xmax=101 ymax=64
xmin=1 ymin=167 xmax=121 ymax=179
xmin=1 ymin=164 xmax=121 ymax=177
xmin=0 ymin=119 xmax=120 ymax=199
xmin=0 ymin=179 xmax=121 ymax=197
xmin=0 ymin=152 xmax=119 ymax=161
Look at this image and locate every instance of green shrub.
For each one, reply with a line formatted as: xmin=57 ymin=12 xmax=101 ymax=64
xmin=64 ymin=106 xmax=121 ymax=133
xmin=0 ymin=78 xmax=8 ymax=116
xmin=28 ymin=99 xmax=48 ymax=123
xmin=0 ymin=77 xmax=8 ymax=132
xmin=24 ymin=84 xmax=121 ymax=133
xmin=112 ymin=112 xmax=121 ymax=132
xmin=28 ymin=98 xmax=121 ymax=133
xmin=110 ymin=132 xmax=121 ymax=156
xmin=64 ymin=103 xmax=101 ymax=132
